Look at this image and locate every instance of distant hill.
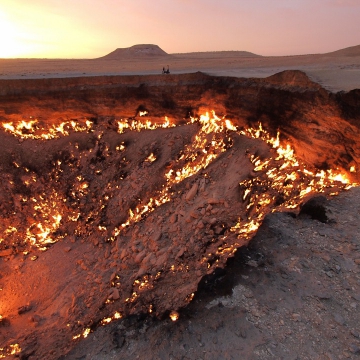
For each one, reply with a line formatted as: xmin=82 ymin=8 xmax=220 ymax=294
xmin=326 ymin=44 xmax=360 ymax=57
xmin=98 ymin=44 xmax=360 ymax=61
xmin=172 ymin=50 xmax=261 ymax=58
xmin=98 ymin=44 xmax=169 ymax=60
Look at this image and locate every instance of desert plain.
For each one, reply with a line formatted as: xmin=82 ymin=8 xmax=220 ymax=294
xmin=1 ymin=43 xmax=360 ymax=92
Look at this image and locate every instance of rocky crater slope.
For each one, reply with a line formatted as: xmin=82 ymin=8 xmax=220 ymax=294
xmin=0 ymin=71 xmax=359 ymax=359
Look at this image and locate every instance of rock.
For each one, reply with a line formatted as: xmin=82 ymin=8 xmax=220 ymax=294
xmin=175 ymin=248 xmax=185 ymax=259
xmin=333 ymin=313 xmax=346 ymax=326
xmin=155 ymin=253 xmax=168 ymax=268
xmin=197 ymin=221 xmax=204 ymax=229
xmin=29 ymin=314 xmax=41 ymax=325
xmin=112 ymin=330 xmax=125 ymax=348
xmin=186 ymin=183 xmax=198 ymax=201
xmin=110 ymin=272 xmax=117 ymax=282
xmin=207 ymin=198 xmax=220 ymax=204
xmin=169 ymin=214 xmax=177 ymax=224
xmin=135 ymin=250 xmax=146 ymax=264
xmin=141 ymin=253 xmax=155 ymax=266
xmin=247 ymin=260 xmax=258 ymax=268
xmin=64 ymin=246 xmax=71 ymax=252
xmin=111 ymin=288 xmax=120 ymax=300
xmin=0 ymin=249 xmax=12 ymax=257
xmin=349 ymin=344 xmax=360 ymax=354
xmin=150 ymin=231 xmax=162 ymax=243
xmin=213 ymin=226 xmax=222 ymax=234
xmin=120 ymin=249 xmax=127 ymax=260
xmin=199 ymin=181 xmax=206 ymax=194
xmin=18 ymin=304 xmax=32 ymax=315
xmin=315 ymin=292 xmax=332 ymax=300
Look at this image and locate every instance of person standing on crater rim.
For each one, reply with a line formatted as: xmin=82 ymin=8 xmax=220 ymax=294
xmin=162 ymin=65 xmax=170 ymax=74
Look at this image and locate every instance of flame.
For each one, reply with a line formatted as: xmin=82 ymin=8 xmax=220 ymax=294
xmin=117 ymin=116 xmax=175 ymax=134
xmin=100 ymin=311 xmax=122 ymax=326
xmin=169 ymin=310 xmax=179 ymax=321
xmin=1 ymin=110 xmax=358 ymax=343
xmin=2 ymin=118 xmax=93 ymax=140
xmin=165 ymin=111 xmax=229 ymax=183
xmin=0 ymin=344 xmax=22 ymax=358
xmin=144 ymin=153 xmax=157 ymax=163
xmin=1 ymin=112 xmax=355 ymax=256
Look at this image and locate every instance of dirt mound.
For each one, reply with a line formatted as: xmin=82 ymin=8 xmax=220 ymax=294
xmin=99 ymin=44 xmax=169 ymax=60
xmin=326 ymin=44 xmax=360 ymax=57
xmin=265 ymin=70 xmax=322 ymax=89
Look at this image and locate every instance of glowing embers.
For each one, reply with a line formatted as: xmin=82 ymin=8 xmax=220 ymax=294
xmin=2 ymin=118 xmax=93 ymax=139
xmin=72 ymin=327 xmax=91 ymax=340
xmin=144 ymin=153 xmax=157 ymax=164
xmin=165 ymin=111 xmax=232 ymax=183
xmin=1 ymin=112 xmax=356 ymax=258
xmin=118 ymin=112 xmax=235 ymax=232
xmin=169 ymin=310 xmax=179 ymax=321
xmin=116 ymin=116 xmax=174 ymax=133
xmin=0 ymin=343 xmax=21 ymax=358
xmin=100 ymin=311 xmax=122 ymax=325
xmin=228 ymin=123 xmax=356 ymax=242
xmin=72 ymin=311 xmax=123 ymax=342
xmin=23 ymin=190 xmax=65 ymax=249
xmin=0 ymin=166 xmax=66 ymax=251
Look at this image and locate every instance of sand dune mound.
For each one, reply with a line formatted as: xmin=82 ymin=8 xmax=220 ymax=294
xmin=99 ymin=44 xmax=169 ymax=60
xmin=326 ymin=44 xmax=360 ymax=57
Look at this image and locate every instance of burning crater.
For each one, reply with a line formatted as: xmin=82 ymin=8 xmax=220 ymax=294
xmin=0 ymin=71 xmax=359 ymax=359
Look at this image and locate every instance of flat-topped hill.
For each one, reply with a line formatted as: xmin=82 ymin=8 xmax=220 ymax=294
xmin=99 ymin=44 xmax=169 ymax=59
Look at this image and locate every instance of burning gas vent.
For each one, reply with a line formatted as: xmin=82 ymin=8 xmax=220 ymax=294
xmin=0 ymin=72 xmax=359 ymax=359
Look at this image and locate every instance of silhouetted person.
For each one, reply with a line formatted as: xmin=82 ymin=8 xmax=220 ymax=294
xmin=162 ymin=65 xmax=170 ymax=74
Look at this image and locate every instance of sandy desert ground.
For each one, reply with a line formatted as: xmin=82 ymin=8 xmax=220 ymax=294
xmin=1 ymin=44 xmax=360 ymax=92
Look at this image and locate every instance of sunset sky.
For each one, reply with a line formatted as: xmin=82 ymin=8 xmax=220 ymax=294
xmin=0 ymin=0 xmax=359 ymax=58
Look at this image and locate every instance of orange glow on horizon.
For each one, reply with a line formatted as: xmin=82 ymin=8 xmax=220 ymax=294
xmin=0 ymin=11 xmax=36 ymax=58
xmin=0 ymin=2 xmax=105 ymax=59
